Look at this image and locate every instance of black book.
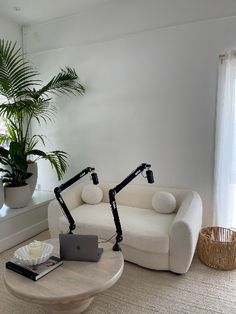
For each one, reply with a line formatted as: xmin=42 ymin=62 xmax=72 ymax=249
xmin=6 ymin=256 xmax=63 ymax=281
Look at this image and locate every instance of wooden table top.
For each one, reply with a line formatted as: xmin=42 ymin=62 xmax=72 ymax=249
xmin=4 ymin=238 xmax=124 ymax=305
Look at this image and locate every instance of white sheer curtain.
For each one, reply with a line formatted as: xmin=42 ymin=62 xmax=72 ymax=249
xmin=214 ymin=51 xmax=236 ymax=228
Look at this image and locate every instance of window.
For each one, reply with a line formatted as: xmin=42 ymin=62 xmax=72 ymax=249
xmin=0 ymin=95 xmax=8 ymax=148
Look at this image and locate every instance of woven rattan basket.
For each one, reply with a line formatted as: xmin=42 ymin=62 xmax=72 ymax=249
xmin=197 ymin=226 xmax=236 ymax=270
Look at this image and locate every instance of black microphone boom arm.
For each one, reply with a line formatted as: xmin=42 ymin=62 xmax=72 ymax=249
xmin=109 ymin=163 xmax=154 ymax=251
xmin=54 ymin=167 xmax=98 ymax=234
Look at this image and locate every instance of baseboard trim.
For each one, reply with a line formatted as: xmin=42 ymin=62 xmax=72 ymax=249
xmin=0 ymin=219 xmax=48 ymax=253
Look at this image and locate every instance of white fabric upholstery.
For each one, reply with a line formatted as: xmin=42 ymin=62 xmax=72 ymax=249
xmin=121 ymin=244 xmax=169 ymax=270
xmin=81 ymin=184 xmax=103 ymax=204
xmin=152 ymin=191 xmax=176 ymax=214
xmin=48 ymin=182 xmax=202 ymax=273
xmin=169 ymin=191 xmax=202 ymax=273
xmin=59 ymin=203 xmax=175 ymax=253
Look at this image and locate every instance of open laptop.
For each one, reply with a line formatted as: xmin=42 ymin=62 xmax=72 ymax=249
xmin=59 ymin=234 xmax=103 ymax=262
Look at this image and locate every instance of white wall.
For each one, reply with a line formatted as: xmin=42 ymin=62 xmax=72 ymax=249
xmin=23 ymin=5 xmax=236 ymax=226
xmin=0 ymin=16 xmax=21 ymax=43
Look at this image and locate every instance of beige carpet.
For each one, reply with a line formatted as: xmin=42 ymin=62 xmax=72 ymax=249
xmin=0 ymin=231 xmax=235 ymax=314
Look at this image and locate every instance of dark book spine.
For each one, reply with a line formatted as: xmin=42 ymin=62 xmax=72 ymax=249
xmin=6 ymin=262 xmax=36 ymax=281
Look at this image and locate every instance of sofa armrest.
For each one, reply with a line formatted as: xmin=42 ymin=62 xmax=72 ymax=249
xmin=48 ymin=183 xmax=85 ymax=238
xmin=169 ymin=191 xmax=202 ymax=274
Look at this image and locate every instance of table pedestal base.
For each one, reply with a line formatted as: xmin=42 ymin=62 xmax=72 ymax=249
xmin=44 ymin=297 xmax=94 ymax=314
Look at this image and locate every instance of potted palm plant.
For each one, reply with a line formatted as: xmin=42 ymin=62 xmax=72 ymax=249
xmin=0 ymin=142 xmax=32 ymax=208
xmin=0 ymin=39 xmax=85 ymax=201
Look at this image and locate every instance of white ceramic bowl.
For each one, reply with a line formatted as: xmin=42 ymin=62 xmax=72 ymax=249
xmin=14 ymin=242 xmax=54 ymax=266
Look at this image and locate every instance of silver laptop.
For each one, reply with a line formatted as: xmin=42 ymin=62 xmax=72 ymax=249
xmin=59 ymin=234 xmax=103 ymax=262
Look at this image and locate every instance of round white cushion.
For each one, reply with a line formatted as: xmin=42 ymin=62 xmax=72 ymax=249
xmin=152 ymin=191 xmax=176 ymax=214
xmin=81 ymin=184 xmax=103 ymax=205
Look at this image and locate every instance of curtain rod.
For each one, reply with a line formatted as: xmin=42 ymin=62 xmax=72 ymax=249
xmin=219 ymin=53 xmax=226 ymax=64
xmin=219 ymin=51 xmax=236 ymax=64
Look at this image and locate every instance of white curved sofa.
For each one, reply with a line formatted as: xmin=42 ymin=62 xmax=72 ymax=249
xmin=48 ymin=182 xmax=202 ymax=274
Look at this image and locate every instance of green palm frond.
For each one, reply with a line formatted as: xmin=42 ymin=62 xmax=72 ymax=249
xmin=26 ymin=134 xmax=46 ymax=152
xmin=30 ymin=98 xmax=56 ymax=124
xmin=37 ymin=67 xmax=85 ymax=97
xmin=27 ymin=149 xmax=69 ymax=180
xmin=43 ymin=150 xmax=68 ymax=180
xmin=0 ymin=40 xmax=39 ymax=99
xmin=3 ymin=118 xmax=20 ymax=142
xmin=0 ymin=99 xmax=33 ymax=119
xmin=0 ymin=98 xmax=55 ymax=125
xmin=0 ymin=133 xmax=11 ymax=145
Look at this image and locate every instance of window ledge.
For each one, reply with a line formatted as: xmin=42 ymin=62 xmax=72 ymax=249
xmin=0 ymin=190 xmax=54 ymax=253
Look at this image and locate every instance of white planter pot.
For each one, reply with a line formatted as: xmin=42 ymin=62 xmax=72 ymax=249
xmin=4 ymin=184 xmax=31 ymax=209
xmin=26 ymin=162 xmax=38 ymax=196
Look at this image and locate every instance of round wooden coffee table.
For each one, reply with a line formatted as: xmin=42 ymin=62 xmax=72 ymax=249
xmin=4 ymin=238 xmax=124 ymax=313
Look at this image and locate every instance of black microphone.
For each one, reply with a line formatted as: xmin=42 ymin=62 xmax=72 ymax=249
xmin=146 ymin=169 xmax=154 ymax=184
xmin=91 ymin=172 xmax=99 ymax=185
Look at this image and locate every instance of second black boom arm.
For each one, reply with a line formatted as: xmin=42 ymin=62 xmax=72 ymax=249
xmin=109 ymin=163 xmax=154 ymax=251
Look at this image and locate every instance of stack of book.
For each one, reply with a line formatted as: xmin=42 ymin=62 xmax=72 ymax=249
xmin=6 ymin=256 xmax=63 ymax=281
